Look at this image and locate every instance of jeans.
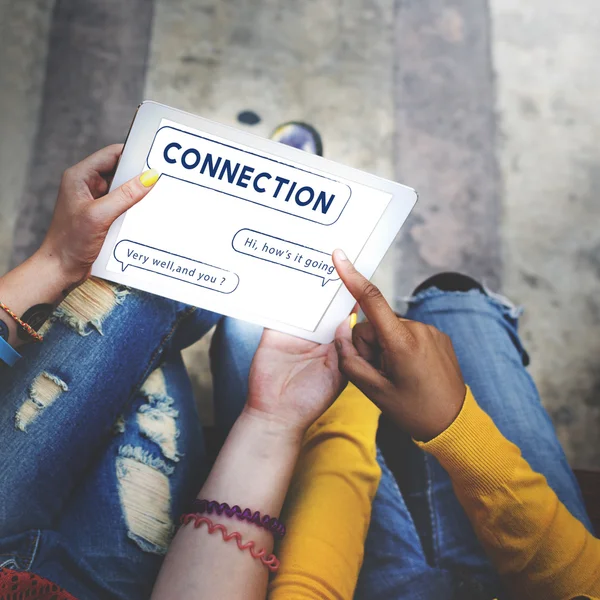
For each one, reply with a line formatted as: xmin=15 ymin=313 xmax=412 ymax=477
xmin=0 ymin=280 xmax=234 ymax=599
xmin=0 ymin=281 xmax=591 ymax=599
xmin=354 ymin=288 xmax=593 ymax=600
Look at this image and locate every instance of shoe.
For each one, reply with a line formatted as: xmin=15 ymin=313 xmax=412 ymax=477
xmin=411 ymin=272 xmax=485 ymax=297
xmin=269 ymin=121 xmax=323 ymax=156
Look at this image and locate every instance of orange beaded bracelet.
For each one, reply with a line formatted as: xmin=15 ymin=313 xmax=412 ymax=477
xmin=0 ymin=302 xmax=44 ymax=342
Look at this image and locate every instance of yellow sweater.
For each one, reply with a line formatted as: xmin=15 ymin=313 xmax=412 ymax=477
xmin=269 ymin=385 xmax=600 ymax=600
xmin=269 ymin=383 xmax=381 ymax=599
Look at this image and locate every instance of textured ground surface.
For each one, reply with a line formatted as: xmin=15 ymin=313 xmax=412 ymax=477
xmin=1 ymin=0 xmax=598 ymax=467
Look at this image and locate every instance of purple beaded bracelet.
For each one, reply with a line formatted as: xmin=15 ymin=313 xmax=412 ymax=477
xmin=191 ymin=499 xmax=286 ymax=538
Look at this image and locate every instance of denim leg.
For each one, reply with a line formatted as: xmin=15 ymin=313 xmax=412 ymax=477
xmin=0 ymin=351 xmax=207 ymax=600
xmin=355 ymin=449 xmax=456 ymax=600
xmin=0 ymin=279 xmax=220 ymax=538
xmin=210 ymin=317 xmax=263 ymax=438
xmin=397 ymin=288 xmax=592 ymax=590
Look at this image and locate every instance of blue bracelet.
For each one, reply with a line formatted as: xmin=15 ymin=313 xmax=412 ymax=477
xmin=0 ymin=336 xmax=21 ymax=366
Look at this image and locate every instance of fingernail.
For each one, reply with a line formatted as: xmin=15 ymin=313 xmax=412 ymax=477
xmin=335 ymin=249 xmax=348 ymax=261
xmin=349 ymin=313 xmax=357 ymax=329
xmin=140 ymin=168 xmax=160 ymax=187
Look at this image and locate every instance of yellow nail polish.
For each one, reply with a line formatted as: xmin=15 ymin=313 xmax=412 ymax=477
xmin=350 ymin=313 xmax=357 ymax=329
xmin=140 ymin=168 xmax=160 ymax=187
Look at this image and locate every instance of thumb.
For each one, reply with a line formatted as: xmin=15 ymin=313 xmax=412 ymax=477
xmin=334 ymin=315 xmax=391 ymax=405
xmin=93 ymin=168 xmax=160 ymax=223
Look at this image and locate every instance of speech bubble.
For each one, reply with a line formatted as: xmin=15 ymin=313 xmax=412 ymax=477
xmin=232 ymin=229 xmax=340 ymax=286
xmin=146 ymin=126 xmax=351 ymax=226
xmin=114 ymin=240 xmax=239 ymax=294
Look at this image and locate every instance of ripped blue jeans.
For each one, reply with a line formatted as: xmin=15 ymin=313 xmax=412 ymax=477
xmin=354 ymin=288 xmax=593 ymax=600
xmin=0 ymin=279 xmax=228 ymax=600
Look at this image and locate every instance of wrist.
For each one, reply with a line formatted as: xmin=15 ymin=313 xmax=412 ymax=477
xmin=34 ymin=245 xmax=85 ymax=290
xmin=198 ymin=406 xmax=302 ymax=520
xmin=0 ymin=250 xmax=77 ymax=347
xmin=239 ymin=406 xmax=305 ymax=450
xmin=408 ymin=387 xmax=466 ymax=442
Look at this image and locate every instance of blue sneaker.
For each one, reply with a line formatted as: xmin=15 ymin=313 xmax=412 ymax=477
xmin=269 ymin=121 xmax=323 ymax=156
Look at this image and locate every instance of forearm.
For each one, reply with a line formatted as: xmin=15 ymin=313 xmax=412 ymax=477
xmin=0 ymin=249 xmax=76 ymax=347
xmin=152 ymin=408 xmax=302 ymax=600
xmin=269 ymin=383 xmax=381 ymax=600
xmin=419 ymin=387 xmax=600 ymax=599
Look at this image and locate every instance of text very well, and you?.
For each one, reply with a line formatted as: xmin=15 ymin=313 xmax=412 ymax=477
xmin=114 ymin=240 xmax=240 ymax=294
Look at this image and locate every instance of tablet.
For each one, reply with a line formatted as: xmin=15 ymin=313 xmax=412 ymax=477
xmin=91 ymin=101 xmax=417 ymax=343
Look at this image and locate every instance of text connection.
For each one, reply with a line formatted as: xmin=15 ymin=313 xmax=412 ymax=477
xmin=147 ymin=126 xmax=351 ymax=225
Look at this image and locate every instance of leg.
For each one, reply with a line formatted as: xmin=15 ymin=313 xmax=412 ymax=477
xmin=0 ymin=278 xmax=219 ymax=537
xmin=210 ymin=317 xmax=263 ymax=438
xmin=355 ymin=450 xmax=458 ymax=600
xmin=396 ymin=287 xmax=592 ymax=588
xmin=24 ymin=351 xmax=207 ymax=600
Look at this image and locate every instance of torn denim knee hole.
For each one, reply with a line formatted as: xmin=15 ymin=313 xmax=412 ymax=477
xmin=482 ymin=287 xmax=524 ymax=319
xmin=112 ymin=413 xmax=126 ymax=435
xmin=116 ymin=444 xmax=174 ymax=555
xmin=15 ymin=372 xmax=68 ymax=432
xmin=51 ymin=277 xmax=129 ymax=336
xmin=137 ymin=368 xmax=181 ymax=462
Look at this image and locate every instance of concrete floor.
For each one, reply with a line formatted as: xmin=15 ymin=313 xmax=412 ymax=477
xmin=493 ymin=0 xmax=600 ymax=467
xmin=1 ymin=0 xmax=599 ymax=468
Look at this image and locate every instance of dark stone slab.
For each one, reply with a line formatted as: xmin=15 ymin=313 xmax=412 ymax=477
xmin=11 ymin=0 xmax=155 ymax=266
xmin=392 ymin=0 xmax=501 ymax=295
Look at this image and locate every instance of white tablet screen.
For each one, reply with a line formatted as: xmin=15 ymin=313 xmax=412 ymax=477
xmin=104 ymin=119 xmax=392 ymax=332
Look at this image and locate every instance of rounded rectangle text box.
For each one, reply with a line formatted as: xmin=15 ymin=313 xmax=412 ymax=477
xmin=147 ymin=126 xmax=351 ymax=226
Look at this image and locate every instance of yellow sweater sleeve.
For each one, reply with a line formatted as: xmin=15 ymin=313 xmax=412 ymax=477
xmin=417 ymin=386 xmax=600 ymax=600
xmin=268 ymin=383 xmax=381 ymax=600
